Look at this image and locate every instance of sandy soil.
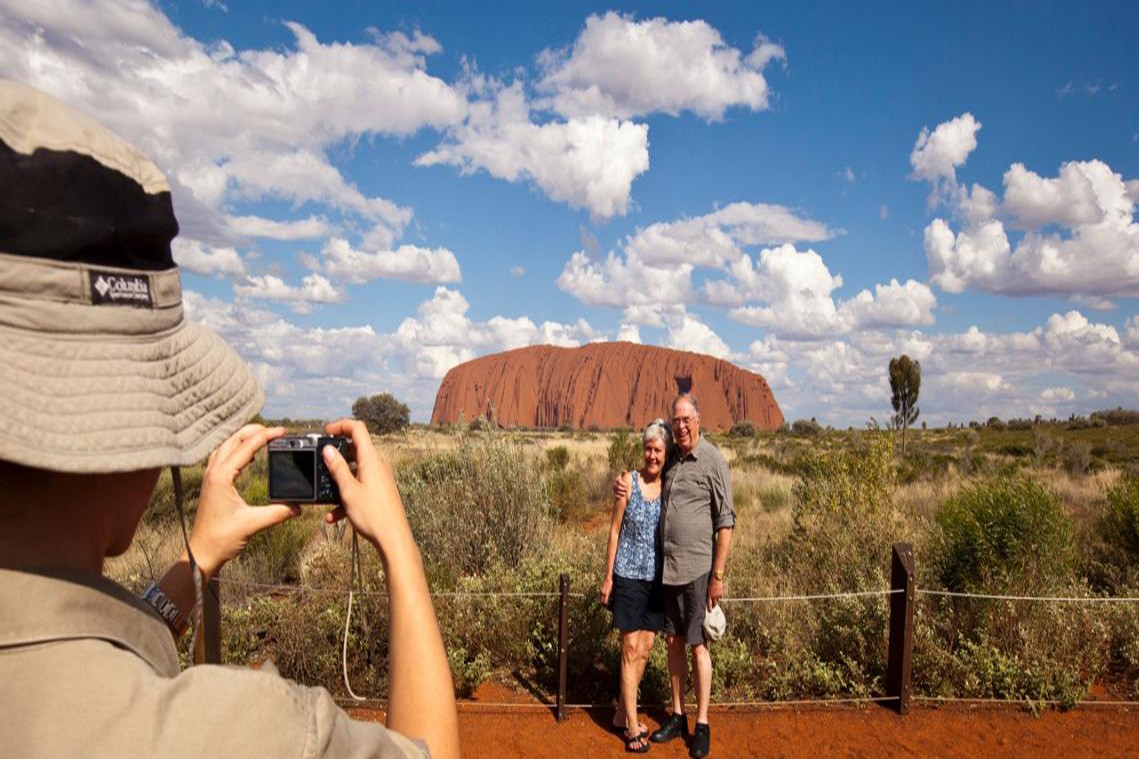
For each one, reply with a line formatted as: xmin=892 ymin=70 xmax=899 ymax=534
xmin=347 ymin=682 xmax=1139 ymax=758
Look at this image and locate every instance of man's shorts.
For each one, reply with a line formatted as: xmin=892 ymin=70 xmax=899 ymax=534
xmin=662 ymin=572 xmax=709 ymax=646
xmin=610 ymin=574 xmax=664 ymax=633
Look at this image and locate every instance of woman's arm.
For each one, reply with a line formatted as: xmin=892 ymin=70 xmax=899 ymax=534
xmin=600 ymin=471 xmax=632 ymax=606
xmin=321 ymin=419 xmax=460 ymax=759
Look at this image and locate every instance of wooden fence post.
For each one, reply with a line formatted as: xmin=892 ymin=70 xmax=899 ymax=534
xmin=195 ymin=574 xmax=222 ymax=665
xmin=886 ymin=543 xmax=915 ymax=714
xmin=557 ymin=573 xmax=570 ymax=721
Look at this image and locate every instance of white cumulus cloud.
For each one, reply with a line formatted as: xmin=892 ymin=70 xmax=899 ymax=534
xmin=924 ymin=158 xmax=1139 ymax=302
xmin=417 ymin=81 xmax=649 ymax=219
xmin=172 ymin=238 xmax=247 ymax=279
xmin=910 ymin=112 xmax=982 ymax=184
xmin=538 ymin=11 xmax=784 ymax=121
xmin=318 ymin=238 xmax=461 ymax=285
xmin=234 ymin=273 xmax=346 ymax=314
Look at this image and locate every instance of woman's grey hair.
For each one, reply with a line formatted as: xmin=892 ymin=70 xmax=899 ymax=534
xmin=643 ymin=418 xmax=672 ymax=448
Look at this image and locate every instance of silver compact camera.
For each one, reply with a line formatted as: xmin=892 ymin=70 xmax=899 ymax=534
xmin=267 ymin=435 xmax=354 ymax=504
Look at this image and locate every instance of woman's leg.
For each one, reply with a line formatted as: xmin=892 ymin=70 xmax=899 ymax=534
xmin=620 ymin=631 xmax=644 ymax=735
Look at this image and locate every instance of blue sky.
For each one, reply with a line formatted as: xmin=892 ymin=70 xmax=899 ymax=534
xmin=3 ymin=1 xmax=1137 ymax=425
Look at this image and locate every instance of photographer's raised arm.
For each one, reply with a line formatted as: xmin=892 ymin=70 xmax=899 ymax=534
xmin=155 ymin=425 xmax=300 ymax=635
xmin=321 ymin=419 xmax=460 ymax=759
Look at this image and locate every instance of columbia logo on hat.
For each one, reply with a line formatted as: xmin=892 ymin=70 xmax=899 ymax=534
xmin=89 ymin=270 xmax=153 ymax=307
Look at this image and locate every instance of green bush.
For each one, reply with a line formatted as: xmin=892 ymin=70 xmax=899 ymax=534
xmin=545 ymin=445 xmax=570 ymax=471
xmin=352 ymin=392 xmax=410 ymax=435
xmin=546 ymin=468 xmax=587 ymax=521
xmin=936 ymin=477 xmax=1075 ymax=594
xmin=396 ymin=435 xmax=554 ymax=584
xmin=607 ymin=430 xmax=642 ymax=474
xmin=238 ymin=511 xmax=321 ymax=584
xmin=729 ymin=421 xmax=758 ymax=438
xmin=447 ymin=646 xmax=492 ymax=698
xmin=1103 ymin=474 xmax=1139 ymax=562
xmin=791 ymin=418 xmax=822 ymax=436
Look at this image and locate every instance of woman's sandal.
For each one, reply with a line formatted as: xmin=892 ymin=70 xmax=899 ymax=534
xmin=611 ymin=719 xmax=648 ymax=735
xmin=624 ymin=729 xmax=651 ymax=754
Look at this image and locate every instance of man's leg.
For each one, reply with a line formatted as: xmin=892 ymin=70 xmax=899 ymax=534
xmin=690 ymin=643 xmax=713 ymax=757
xmin=667 ymin=634 xmax=687 ymax=715
xmin=692 ymin=643 xmax=712 ymax=724
xmin=651 ymin=633 xmax=691 ymax=743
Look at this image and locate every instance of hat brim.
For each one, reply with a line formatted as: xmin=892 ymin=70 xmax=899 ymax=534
xmin=0 ymin=319 xmax=262 ymax=473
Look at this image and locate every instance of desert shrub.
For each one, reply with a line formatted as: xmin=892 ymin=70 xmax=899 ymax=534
xmin=791 ymin=418 xmax=822 ymax=436
xmin=396 ymin=435 xmax=554 ymax=584
xmin=753 ymin=431 xmax=913 ymax=696
xmin=237 ymin=511 xmax=321 ymax=584
xmin=729 ymin=420 xmax=758 ymax=438
xmin=145 ymin=465 xmax=205 ymax=524
xmin=914 ymin=593 xmax=1111 ymax=705
xmin=468 ymin=416 xmax=495 ymax=432
xmin=936 ymin=477 xmax=1075 ymax=594
xmin=546 ymin=467 xmax=587 ymax=521
xmin=545 ymin=445 xmax=570 ymax=471
xmin=352 ymin=392 xmax=410 ymax=435
xmin=607 ymin=430 xmax=642 ymax=474
xmin=447 ymin=646 xmax=492 ymax=698
xmin=914 ymin=476 xmax=1109 ymax=703
xmin=986 ymin=417 xmax=1006 ymax=431
xmin=1032 ymin=429 xmax=1062 ymax=467
xmin=1063 ymin=441 xmax=1093 ymax=476
xmin=1102 ymin=474 xmax=1139 ymax=563
xmin=1091 ymin=407 xmax=1139 ymax=426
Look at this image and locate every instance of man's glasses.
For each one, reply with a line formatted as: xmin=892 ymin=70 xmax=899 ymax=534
xmin=672 ymin=416 xmax=695 ymax=428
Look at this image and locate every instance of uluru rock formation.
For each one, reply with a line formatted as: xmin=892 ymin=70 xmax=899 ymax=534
xmin=431 ymin=342 xmax=783 ymax=432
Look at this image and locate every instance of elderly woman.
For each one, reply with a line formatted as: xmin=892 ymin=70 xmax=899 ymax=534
xmin=600 ymin=419 xmax=671 ymax=753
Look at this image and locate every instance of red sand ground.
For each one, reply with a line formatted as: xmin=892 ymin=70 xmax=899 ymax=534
xmin=349 ymin=682 xmax=1139 ymax=758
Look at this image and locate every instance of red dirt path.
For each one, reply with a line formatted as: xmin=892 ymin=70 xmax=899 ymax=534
xmin=348 ymin=683 xmax=1139 ymax=758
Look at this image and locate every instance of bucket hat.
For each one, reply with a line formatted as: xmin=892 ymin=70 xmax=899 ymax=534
xmin=0 ymin=80 xmax=262 ymax=473
xmin=703 ymin=604 xmax=726 ymax=642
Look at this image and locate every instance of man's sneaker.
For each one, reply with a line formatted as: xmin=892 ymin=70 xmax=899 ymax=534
xmin=650 ymin=713 xmax=688 ymax=743
xmin=689 ymin=722 xmax=710 ymax=758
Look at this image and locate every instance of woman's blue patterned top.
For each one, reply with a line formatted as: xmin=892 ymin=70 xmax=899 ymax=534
xmin=613 ymin=471 xmax=661 ymax=582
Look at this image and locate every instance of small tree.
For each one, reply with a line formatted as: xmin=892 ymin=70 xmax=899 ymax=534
xmin=889 ymin=355 xmax=921 ymax=455
xmin=352 ymin=392 xmax=410 ymax=435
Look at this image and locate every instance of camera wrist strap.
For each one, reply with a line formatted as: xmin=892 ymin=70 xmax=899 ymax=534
xmin=171 ymin=466 xmax=204 ymax=664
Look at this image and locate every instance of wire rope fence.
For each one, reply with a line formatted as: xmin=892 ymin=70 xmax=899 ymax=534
xmin=195 ymin=542 xmax=1139 ymax=718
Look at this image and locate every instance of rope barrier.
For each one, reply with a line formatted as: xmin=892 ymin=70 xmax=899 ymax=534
xmin=916 ymin=589 xmax=1139 ymax=603
xmin=722 ymin=589 xmax=902 ymax=603
xmin=213 ymin=577 xmax=584 ymax=598
xmin=914 ymin=696 xmax=1139 ymax=707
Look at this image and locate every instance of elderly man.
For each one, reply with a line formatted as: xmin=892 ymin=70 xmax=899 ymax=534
xmin=620 ymin=393 xmax=734 ymax=757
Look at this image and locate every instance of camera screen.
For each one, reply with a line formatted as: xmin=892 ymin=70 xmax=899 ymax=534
xmin=269 ymin=449 xmax=316 ymax=501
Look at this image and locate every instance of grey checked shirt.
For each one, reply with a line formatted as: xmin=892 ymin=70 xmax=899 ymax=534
xmin=659 ymin=435 xmax=735 ymax=586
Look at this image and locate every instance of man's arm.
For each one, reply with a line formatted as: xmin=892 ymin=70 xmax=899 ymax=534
xmin=707 ymin=454 xmax=735 ymax=610
xmin=707 ymin=526 xmax=733 ymax=610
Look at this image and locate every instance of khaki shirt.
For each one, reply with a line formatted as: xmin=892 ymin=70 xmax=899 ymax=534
xmin=0 ymin=568 xmax=428 ymax=758
xmin=660 ymin=436 xmax=735 ymax=586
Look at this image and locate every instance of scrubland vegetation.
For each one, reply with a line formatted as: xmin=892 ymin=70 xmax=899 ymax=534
xmin=108 ymin=417 xmax=1139 ymax=707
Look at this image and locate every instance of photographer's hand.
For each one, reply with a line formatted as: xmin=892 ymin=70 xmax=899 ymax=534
xmin=321 ymin=418 xmax=460 ymax=759
xmin=155 ymin=424 xmax=300 ymax=636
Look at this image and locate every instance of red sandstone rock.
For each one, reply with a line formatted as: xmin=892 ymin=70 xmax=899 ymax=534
xmin=430 ymin=342 xmax=783 ymax=432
